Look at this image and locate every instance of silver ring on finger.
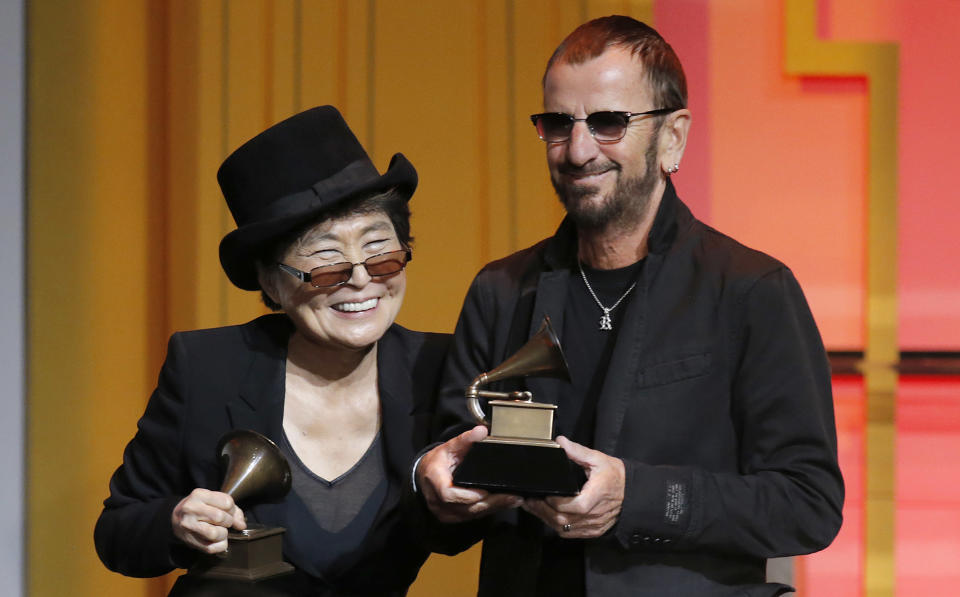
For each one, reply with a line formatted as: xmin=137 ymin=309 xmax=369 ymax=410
xmin=562 ymin=523 xmax=572 ymax=533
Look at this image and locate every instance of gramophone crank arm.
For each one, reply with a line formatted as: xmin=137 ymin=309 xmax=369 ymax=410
xmin=476 ymin=390 xmax=533 ymax=400
xmin=466 ymin=373 xmax=533 ymax=425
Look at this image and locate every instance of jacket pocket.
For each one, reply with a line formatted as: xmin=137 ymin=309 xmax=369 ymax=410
xmin=638 ymin=353 xmax=711 ymax=388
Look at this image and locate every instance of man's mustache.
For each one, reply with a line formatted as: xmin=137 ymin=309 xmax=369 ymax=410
xmin=556 ymin=163 xmax=620 ymax=177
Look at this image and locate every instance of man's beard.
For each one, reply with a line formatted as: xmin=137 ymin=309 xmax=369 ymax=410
xmin=551 ymin=130 xmax=661 ymax=232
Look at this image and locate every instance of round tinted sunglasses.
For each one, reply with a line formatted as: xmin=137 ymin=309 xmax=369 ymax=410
xmin=530 ymin=108 xmax=679 ymax=143
xmin=277 ymin=248 xmax=412 ymax=288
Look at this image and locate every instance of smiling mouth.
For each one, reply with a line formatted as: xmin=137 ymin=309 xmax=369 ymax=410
xmin=560 ymin=166 xmax=616 ymax=182
xmin=332 ymin=297 xmax=379 ymax=313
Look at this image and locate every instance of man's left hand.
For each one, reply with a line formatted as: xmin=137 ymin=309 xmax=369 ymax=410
xmin=522 ymin=436 xmax=625 ymax=539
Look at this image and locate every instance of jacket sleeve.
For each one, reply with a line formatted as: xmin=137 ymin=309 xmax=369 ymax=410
xmin=409 ymin=271 xmax=505 ymax=555
xmin=94 ymin=332 xmax=198 ymax=577
xmin=613 ymin=267 xmax=844 ymax=558
xmin=433 ymin=269 xmax=506 ymax=443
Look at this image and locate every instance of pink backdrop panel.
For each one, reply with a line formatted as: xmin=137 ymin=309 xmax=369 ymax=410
xmin=825 ymin=0 xmax=960 ymax=349
xmin=708 ymin=0 xmax=867 ymax=350
xmin=655 ymin=0 xmax=711 ymax=223
xmin=896 ymin=377 xmax=960 ymax=593
xmin=800 ymin=376 xmax=865 ymax=597
xmin=894 ymin=1 xmax=960 ymax=349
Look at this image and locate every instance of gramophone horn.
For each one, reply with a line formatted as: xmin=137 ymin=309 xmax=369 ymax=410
xmin=466 ymin=316 xmax=570 ymax=424
xmin=483 ymin=316 xmax=570 ymax=385
xmin=217 ymin=429 xmax=292 ymax=506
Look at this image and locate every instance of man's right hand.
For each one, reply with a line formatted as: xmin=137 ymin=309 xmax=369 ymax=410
xmin=416 ymin=425 xmax=523 ymax=523
xmin=171 ymin=488 xmax=246 ymax=554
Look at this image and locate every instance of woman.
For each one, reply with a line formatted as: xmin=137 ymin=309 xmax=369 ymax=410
xmin=94 ymin=106 xmax=448 ymax=595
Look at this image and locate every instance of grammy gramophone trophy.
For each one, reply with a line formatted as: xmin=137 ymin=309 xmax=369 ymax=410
xmin=188 ymin=429 xmax=295 ymax=582
xmin=452 ymin=316 xmax=584 ymax=496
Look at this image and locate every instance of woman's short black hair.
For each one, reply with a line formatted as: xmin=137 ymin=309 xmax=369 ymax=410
xmin=257 ymin=188 xmax=412 ymax=311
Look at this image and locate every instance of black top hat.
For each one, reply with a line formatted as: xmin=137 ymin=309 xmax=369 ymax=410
xmin=217 ymin=106 xmax=417 ymax=290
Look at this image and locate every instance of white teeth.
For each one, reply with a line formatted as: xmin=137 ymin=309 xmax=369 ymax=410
xmin=333 ymin=298 xmax=378 ymax=312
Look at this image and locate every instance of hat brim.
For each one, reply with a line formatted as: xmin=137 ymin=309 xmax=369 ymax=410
xmin=219 ymin=152 xmax=417 ymax=291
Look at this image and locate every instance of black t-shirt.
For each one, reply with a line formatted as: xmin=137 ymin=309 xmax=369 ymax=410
xmin=537 ymin=259 xmax=644 ymax=597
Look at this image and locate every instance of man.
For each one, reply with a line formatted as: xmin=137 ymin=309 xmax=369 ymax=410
xmin=416 ymin=16 xmax=843 ymax=596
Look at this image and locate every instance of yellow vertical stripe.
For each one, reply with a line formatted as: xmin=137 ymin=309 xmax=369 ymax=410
xmin=29 ymin=1 xmax=155 ymax=594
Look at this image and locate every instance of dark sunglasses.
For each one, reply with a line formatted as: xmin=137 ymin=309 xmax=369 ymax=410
xmin=277 ymin=248 xmax=412 ymax=288
xmin=530 ymin=108 xmax=679 ymax=143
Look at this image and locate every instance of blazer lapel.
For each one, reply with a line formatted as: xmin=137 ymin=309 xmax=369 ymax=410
xmin=525 ymin=269 xmax=569 ymax=407
xmin=587 ymin=185 xmax=680 ymax=454
xmin=345 ymin=327 xmax=414 ymax=569
xmin=218 ymin=317 xmax=290 ymax=528
xmin=376 ymin=326 xmax=416 ymax=476
xmin=225 ymin=320 xmax=289 ymax=444
xmin=591 ymin=253 xmax=660 ymax=454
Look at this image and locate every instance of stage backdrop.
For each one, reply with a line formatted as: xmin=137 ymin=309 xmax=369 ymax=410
xmin=27 ymin=1 xmax=960 ymax=597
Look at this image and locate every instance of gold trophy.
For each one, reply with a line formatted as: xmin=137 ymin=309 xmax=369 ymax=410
xmin=453 ymin=316 xmax=583 ymax=496
xmin=188 ymin=430 xmax=295 ymax=581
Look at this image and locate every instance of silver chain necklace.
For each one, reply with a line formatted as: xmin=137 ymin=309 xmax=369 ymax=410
xmin=578 ymin=262 xmax=637 ymax=331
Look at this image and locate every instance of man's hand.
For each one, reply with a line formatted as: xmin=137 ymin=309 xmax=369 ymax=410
xmin=417 ymin=425 xmax=523 ymax=523
xmin=522 ymin=436 xmax=625 ymax=539
xmin=171 ymin=488 xmax=246 ymax=554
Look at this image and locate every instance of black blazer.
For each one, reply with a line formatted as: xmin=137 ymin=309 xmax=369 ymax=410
xmin=95 ymin=314 xmax=449 ymax=595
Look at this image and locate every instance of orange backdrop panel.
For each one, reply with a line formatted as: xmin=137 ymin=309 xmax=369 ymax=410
xmin=27 ymin=1 xmax=960 ymax=597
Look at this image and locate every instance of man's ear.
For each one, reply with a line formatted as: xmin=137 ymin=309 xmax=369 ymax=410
xmin=659 ymin=108 xmax=691 ymax=174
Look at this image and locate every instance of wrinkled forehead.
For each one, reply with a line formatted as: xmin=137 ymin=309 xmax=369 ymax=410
xmin=290 ymin=210 xmax=397 ymax=251
xmin=304 ymin=211 xmax=395 ymax=242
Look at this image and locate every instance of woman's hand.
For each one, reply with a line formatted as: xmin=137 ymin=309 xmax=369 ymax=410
xmin=171 ymin=488 xmax=247 ymax=554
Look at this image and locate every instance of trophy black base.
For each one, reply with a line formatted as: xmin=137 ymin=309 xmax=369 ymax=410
xmin=188 ymin=524 xmax=294 ymax=582
xmin=453 ymin=439 xmax=584 ymax=496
